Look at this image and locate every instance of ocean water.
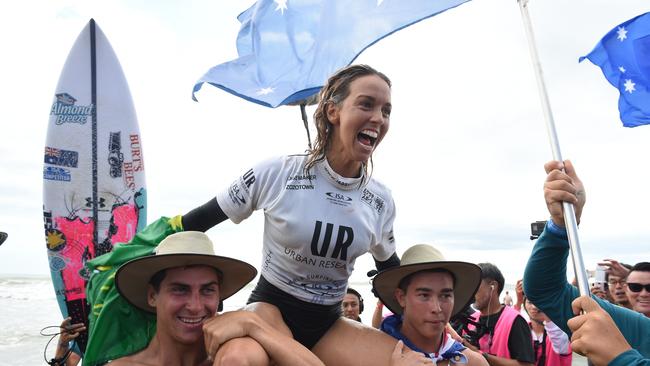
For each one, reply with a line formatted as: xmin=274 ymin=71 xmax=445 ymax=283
xmin=0 ymin=276 xmax=63 ymax=366
xmin=0 ymin=274 xmax=257 ymax=366
xmin=0 ymin=276 xmax=587 ymax=365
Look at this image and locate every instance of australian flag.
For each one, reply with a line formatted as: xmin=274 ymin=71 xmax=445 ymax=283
xmin=193 ymin=0 xmax=471 ymax=108
xmin=580 ymin=12 xmax=650 ymax=127
xmin=45 ymin=147 xmax=79 ymax=168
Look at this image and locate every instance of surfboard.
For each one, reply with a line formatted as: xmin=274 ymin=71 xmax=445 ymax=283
xmin=43 ymin=19 xmax=147 ymax=353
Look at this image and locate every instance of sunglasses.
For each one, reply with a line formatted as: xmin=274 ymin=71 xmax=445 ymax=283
xmin=627 ymin=283 xmax=650 ymax=293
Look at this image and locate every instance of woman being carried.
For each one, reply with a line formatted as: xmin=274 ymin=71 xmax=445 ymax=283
xmin=183 ymin=65 xmax=425 ymax=365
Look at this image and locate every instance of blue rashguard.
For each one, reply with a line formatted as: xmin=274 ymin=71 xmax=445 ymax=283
xmin=610 ymin=350 xmax=650 ymax=366
xmin=523 ymin=220 xmax=650 ymax=366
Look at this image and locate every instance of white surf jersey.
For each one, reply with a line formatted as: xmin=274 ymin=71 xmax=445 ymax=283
xmin=216 ymin=154 xmax=396 ymax=305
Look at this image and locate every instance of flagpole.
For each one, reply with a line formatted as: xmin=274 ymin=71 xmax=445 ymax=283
xmin=517 ymin=0 xmax=590 ymax=297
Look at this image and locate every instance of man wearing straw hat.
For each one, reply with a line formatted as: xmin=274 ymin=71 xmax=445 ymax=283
xmin=372 ymin=243 xmax=488 ymax=365
xmin=110 ymin=231 xmax=324 ymax=366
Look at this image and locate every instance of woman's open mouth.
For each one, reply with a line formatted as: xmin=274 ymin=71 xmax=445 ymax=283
xmin=357 ymin=129 xmax=378 ymax=147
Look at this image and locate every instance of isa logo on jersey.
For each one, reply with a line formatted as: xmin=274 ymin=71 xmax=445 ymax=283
xmin=50 ymin=93 xmax=94 ymax=125
xmin=44 ymin=166 xmax=71 ymax=182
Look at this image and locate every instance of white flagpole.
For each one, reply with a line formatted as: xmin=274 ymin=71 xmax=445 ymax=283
xmin=518 ymin=0 xmax=590 ymax=296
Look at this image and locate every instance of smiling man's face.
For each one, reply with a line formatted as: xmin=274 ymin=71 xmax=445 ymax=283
xmin=148 ymin=266 xmax=221 ymax=345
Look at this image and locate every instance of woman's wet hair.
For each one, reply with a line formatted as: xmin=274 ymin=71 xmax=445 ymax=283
xmin=305 ymin=64 xmax=391 ymax=181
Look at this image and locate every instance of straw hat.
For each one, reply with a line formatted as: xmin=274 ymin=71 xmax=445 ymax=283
xmin=115 ymin=231 xmax=257 ymax=313
xmin=372 ymin=244 xmax=481 ymax=316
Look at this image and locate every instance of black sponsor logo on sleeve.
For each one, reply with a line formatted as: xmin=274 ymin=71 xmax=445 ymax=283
xmin=228 ymin=182 xmax=246 ymax=206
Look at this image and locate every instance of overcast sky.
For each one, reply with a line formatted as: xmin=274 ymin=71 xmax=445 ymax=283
xmin=1 ymin=0 xmax=649 ymax=285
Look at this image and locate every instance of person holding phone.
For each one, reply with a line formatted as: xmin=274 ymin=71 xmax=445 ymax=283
xmin=590 ymin=266 xmax=610 ymax=301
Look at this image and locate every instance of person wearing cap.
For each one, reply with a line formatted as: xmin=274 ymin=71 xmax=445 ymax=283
xmin=372 ymin=244 xmax=488 ymax=365
xmin=110 ymin=231 xmax=324 ymax=366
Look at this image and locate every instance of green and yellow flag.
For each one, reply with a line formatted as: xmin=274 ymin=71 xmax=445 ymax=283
xmin=83 ymin=216 xmax=183 ymax=366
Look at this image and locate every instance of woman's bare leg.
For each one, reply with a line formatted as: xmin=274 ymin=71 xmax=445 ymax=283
xmin=311 ymin=317 xmax=398 ymax=366
xmin=213 ymin=337 xmax=270 ymax=366
xmin=212 ymin=302 xmax=293 ymax=366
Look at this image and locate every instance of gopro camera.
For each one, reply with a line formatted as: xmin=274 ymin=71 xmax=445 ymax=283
xmin=530 ymin=221 xmax=546 ymax=240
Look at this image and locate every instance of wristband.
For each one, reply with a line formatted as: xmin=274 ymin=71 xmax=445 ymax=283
xmin=546 ymin=219 xmax=567 ymax=236
xmin=482 ymin=352 xmax=489 ymax=361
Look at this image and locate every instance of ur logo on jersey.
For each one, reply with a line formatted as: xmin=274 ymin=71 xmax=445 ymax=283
xmin=242 ymin=169 xmax=255 ymax=189
xmin=310 ymin=220 xmax=354 ymax=261
xmin=228 ymin=169 xmax=256 ymax=206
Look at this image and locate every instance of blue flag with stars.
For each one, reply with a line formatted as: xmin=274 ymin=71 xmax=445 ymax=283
xmin=580 ymin=12 xmax=650 ymax=127
xmin=193 ymin=0 xmax=470 ymax=108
